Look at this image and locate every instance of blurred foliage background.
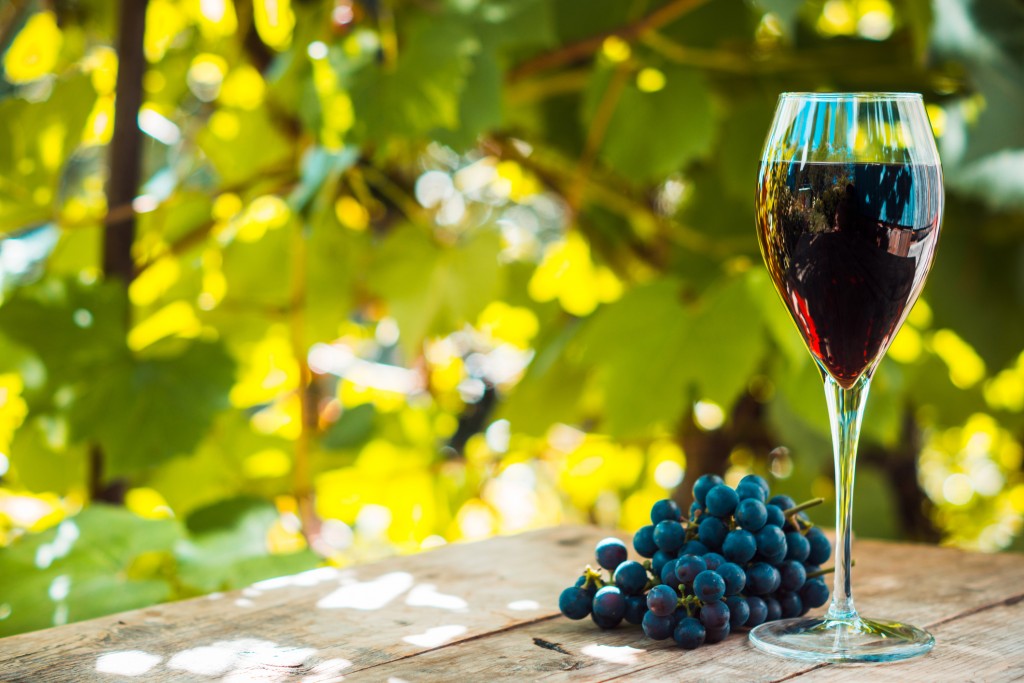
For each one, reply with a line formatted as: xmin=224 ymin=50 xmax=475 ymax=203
xmin=0 ymin=0 xmax=1022 ymax=637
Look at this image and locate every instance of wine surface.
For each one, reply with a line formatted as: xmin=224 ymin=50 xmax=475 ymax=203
xmin=756 ymin=161 xmax=942 ymax=387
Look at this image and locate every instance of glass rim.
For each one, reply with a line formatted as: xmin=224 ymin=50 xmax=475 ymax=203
xmin=779 ymin=92 xmax=923 ymax=101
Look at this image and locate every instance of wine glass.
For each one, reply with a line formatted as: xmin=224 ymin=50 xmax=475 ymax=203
xmin=749 ymin=92 xmax=942 ymax=662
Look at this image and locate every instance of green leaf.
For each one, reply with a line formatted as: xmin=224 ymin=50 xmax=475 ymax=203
xmin=176 ymin=497 xmax=318 ymax=592
xmin=0 ymin=505 xmax=180 ymax=636
xmin=368 ymin=226 xmax=503 ymax=356
xmin=350 ymin=17 xmax=479 ymax=144
xmin=197 ymin=107 xmax=294 ymax=186
xmin=322 ymin=403 xmax=376 ymax=450
xmin=69 ymin=340 xmax=235 ymax=477
xmin=584 ymin=65 xmax=714 ymax=182
xmin=434 ymin=44 xmax=503 ymax=151
xmin=9 ymin=416 xmax=87 ymax=493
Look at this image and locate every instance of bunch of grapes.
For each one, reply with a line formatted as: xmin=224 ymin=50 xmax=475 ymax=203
xmin=558 ymin=474 xmax=835 ymax=650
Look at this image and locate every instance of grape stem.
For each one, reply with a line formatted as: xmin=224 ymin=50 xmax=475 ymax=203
xmin=582 ymin=565 xmax=606 ymax=590
xmin=806 ymin=559 xmax=855 ymax=579
xmin=783 ymin=497 xmax=825 ymax=519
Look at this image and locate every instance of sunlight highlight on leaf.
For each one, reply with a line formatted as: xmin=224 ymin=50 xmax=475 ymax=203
xmin=931 ymin=329 xmax=986 ymax=389
xmin=145 ymin=0 xmax=188 ymax=62
xmin=3 ymin=11 xmax=62 ymax=84
xmin=128 ymin=301 xmax=203 ymax=351
xmin=219 ymin=65 xmax=266 ymax=110
xmin=254 ymin=0 xmax=295 ymax=51
xmin=528 ymin=232 xmax=622 ymax=316
xmin=125 ymin=488 xmax=174 ymax=520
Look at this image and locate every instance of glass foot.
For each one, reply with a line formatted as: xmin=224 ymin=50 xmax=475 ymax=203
xmin=748 ymin=616 xmax=935 ymax=663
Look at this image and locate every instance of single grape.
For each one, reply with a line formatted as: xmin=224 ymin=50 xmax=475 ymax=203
xmin=693 ymin=570 xmax=726 ymax=603
xmin=806 ymin=527 xmax=833 ymax=565
xmin=716 ymin=562 xmax=747 ymax=596
xmin=643 ymin=610 xmax=675 ymax=640
xmin=725 ymin=595 xmax=750 ymax=629
xmin=704 ymin=623 xmax=731 ymax=644
xmin=574 ymin=575 xmax=598 ymax=598
xmin=735 ymin=481 xmax=767 ymax=503
xmin=595 ymin=538 xmax=628 ymax=571
xmin=651 ymin=498 xmax=681 ymax=524
xmin=633 ymin=524 xmax=658 ymax=558
xmin=646 ymin=584 xmax=679 ymax=617
xmin=768 ymin=494 xmax=796 ymax=511
xmin=800 ymin=578 xmax=830 ymax=608
xmin=592 ymin=586 xmax=626 ymax=628
xmin=682 ymin=539 xmax=709 ymax=556
xmin=559 ymin=586 xmax=592 ymax=619
xmin=698 ymin=516 xmax=728 ymax=551
xmin=660 ymin=558 xmax=680 ymax=588
xmin=739 ymin=474 xmax=770 ymax=497
xmin=764 ymin=504 xmax=785 ymax=528
xmin=652 ymin=550 xmax=676 ymax=576
xmin=701 ymin=552 xmax=726 ymax=571
xmin=735 ymin=498 xmax=767 ymax=532
xmin=722 ymin=529 xmax=756 ymax=564
xmin=624 ymin=594 xmax=648 ymax=624
xmin=693 ymin=474 xmax=724 ymax=506
xmin=705 ymin=485 xmax=740 ymax=517
xmin=674 ymin=554 xmax=708 ymax=585
xmin=654 ymin=520 xmax=686 ymax=553
xmin=745 ymin=562 xmax=781 ymax=596
xmin=784 ymin=531 xmax=810 ymax=563
xmin=778 ymin=591 xmax=803 ymax=619
xmin=613 ymin=560 xmax=648 ymax=596
xmin=755 ymin=524 xmax=787 ymax=560
xmin=745 ymin=596 xmax=768 ymax=627
xmin=778 ymin=560 xmax=807 ymax=592
xmin=699 ymin=600 xmax=730 ymax=629
xmin=673 ymin=617 xmax=706 ymax=650
xmin=764 ymin=596 xmax=782 ymax=622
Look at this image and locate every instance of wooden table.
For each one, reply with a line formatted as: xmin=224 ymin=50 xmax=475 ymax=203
xmin=2 ymin=525 xmax=1022 ymax=681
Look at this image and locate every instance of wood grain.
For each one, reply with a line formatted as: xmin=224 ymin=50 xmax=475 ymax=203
xmin=0 ymin=527 xmax=1020 ymax=682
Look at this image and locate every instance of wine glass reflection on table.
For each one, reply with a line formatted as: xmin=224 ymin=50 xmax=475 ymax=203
xmin=750 ymin=92 xmax=943 ymax=663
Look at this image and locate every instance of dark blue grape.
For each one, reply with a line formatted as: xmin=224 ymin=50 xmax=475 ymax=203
xmin=654 ymin=520 xmax=686 ymax=553
xmin=646 ymin=584 xmax=679 ymax=617
xmin=761 ymin=546 xmax=788 ymax=566
xmin=768 ymin=494 xmax=796 ymax=511
xmin=764 ymin=596 xmax=782 ymax=622
xmin=674 ymin=554 xmax=707 ymax=585
xmin=764 ymin=504 xmax=785 ymax=528
xmin=633 ymin=524 xmax=657 ymax=558
xmin=698 ymin=516 xmax=728 ymax=550
xmin=693 ymin=474 xmax=724 ymax=505
xmin=735 ymin=498 xmax=767 ymax=532
xmin=755 ymin=524 xmax=787 ymax=559
xmin=745 ymin=562 xmax=781 ymax=595
xmin=740 ymin=474 xmax=770 ymax=497
xmin=705 ymin=485 xmax=739 ymax=517
xmin=624 ymin=594 xmax=648 ymax=624
xmin=778 ymin=591 xmax=803 ymax=618
xmin=652 ymin=549 xmax=675 ymax=576
xmin=699 ymin=600 xmax=729 ymax=629
xmin=800 ymin=578 xmax=830 ymax=608
xmin=574 ymin=575 xmax=597 ymax=598
xmin=701 ymin=552 xmax=726 ymax=571
xmin=651 ymin=498 xmax=681 ymax=524
xmin=746 ymin=596 xmax=768 ymax=627
xmin=643 ymin=611 xmax=675 ymax=640
xmin=613 ymin=560 xmax=648 ymax=596
xmin=704 ymin=623 xmax=730 ymax=644
xmin=806 ymin=527 xmax=832 ymax=565
xmin=784 ymin=531 xmax=810 ymax=562
xmin=725 ymin=595 xmax=750 ymax=629
xmin=682 ymin=539 xmax=709 ymax=556
xmin=735 ymin=481 xmax=767 ymax=503
xmin=778 ymin=560 xmax=807 ymax=592
xmin=688 ymin=501 xmax=704 ymax=521
xmin=559 ymin=587 xmax=591 ymax=619
xmin=693 ymin=570 xmax=726 ymax=603
xmin=716 ymin=562 xmax=746 ymax=596
xmin=660 ymin=558 xmax=680 ymax=588
xmin=592 ymin=586 xmax=625 ymax=628
xmin=722 ymin=529 xmax=756 ymax=564
xmin=595 ymin=537 xmax=628 ymax=571
xmin=674 ymin=617 xmax=706 ymax=650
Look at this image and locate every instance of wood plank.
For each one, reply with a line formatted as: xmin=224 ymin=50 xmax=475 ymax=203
xmin=337 ymin=536 xmax=1024 ymax=682
xmin=0 ymin=526 xmax=613 ymax=682
xmin=788 ymin=597 xmax=1024 ymax=682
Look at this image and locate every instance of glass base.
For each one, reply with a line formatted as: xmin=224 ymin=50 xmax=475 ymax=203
xmin=748 ymin=616 xmax=935 ymax=663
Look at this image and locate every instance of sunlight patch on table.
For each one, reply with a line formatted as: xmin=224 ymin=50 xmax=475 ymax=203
xmin=95 ymin=651 xmax=163 ymax=676
xmin=317 ymin=571 xmax=413 ymax=610
xmin=405 ymin=584 xmax=468 ymax=610
xmin=580 ymin=644 xmax=645 ymax=664
xmin=402 ymin=624 xmax=467 ymax=648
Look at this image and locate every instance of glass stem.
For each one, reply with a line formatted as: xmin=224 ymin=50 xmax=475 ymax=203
xmin=822 ymin=372 xmax=871 ymax=622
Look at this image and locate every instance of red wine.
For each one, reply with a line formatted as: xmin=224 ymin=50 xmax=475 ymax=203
xmin=756 ymin=161 xmax=942 ymax=387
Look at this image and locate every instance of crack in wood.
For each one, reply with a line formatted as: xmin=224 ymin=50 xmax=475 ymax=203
xmin=532 ymin=637 xmax=570 ymax=654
